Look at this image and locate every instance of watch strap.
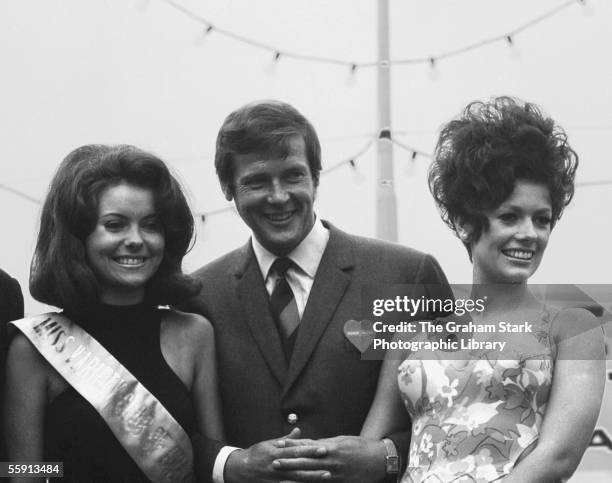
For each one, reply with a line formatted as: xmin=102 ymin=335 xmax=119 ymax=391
xmin=382 ymin=438 xmax=399 ymax=475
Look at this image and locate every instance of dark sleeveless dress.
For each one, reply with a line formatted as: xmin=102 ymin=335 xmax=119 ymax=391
xmin=44 ymin=303 xmax=197 ymax=482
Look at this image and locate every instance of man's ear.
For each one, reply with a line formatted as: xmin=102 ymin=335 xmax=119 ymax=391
xmin=221 ymin=183 xmax=233 ymax=202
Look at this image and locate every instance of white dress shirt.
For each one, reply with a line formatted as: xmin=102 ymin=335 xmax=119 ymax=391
xmin=253 ymin=217 xmax=329 ymax=317
xmin=212 ymin=219 xmax=329 ymax=483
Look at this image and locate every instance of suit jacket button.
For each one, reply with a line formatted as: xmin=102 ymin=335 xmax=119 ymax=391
xmin=287 ymin=413 xmax=298 ymax=425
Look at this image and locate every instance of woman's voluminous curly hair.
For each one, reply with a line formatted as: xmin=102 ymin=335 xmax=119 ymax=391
xmin=30 ymin=144 xmax=200 ymax=311
xmin=428 ymin=96 xmax=578 ymax=256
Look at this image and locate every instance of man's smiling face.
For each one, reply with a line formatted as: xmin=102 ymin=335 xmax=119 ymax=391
xmin=226 ymin=135 xmax=316 ymax=256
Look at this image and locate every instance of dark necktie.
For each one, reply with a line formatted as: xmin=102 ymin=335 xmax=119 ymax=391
xmin=269 ymin=257 xmax=300 ymax=359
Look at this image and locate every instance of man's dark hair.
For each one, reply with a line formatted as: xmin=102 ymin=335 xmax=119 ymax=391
xmin=215 ymin=100 xmax=322 ymax=194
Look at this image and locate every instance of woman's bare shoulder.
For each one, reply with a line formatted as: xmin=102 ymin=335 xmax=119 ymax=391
xmin=548 ymin=306 xmax=605 ymax=360
xmin=549 ymin=306 xmax=601 ymax=337
xmin=160 ymin=308 xmax=214 ymax=348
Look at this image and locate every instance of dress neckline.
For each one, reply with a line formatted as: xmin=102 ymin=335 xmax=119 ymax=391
xmin=62 ymin=302 xmax=157 ymax=333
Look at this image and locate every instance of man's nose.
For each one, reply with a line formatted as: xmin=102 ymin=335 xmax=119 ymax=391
xmin=267 ymin=180 xmax=290 ymax=203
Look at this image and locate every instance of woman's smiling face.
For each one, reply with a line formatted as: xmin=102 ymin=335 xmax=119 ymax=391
xmin=85 ymin=182 xmax=164 ymax=305
xmin=469 ymin=180 xmax=553 ymax=284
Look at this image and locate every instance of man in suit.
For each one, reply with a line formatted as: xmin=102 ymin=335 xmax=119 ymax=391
xmin=190 ymin=100 xmax=449 ymax=482
xmin=0 ymin=268 xmax=24 ymax=460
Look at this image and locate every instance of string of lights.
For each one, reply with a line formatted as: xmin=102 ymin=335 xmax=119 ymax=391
xmin=389 ymin=137 xmax=433 ymax=161
xmin=158 ymin=0 xmax=586 ymax=70
xmin=402 ymin=0 xmax=584 ymax=67
xmin=321 ymin=136 xmax=376 ymax=174
xmin=3 ymin=131 xmax=610 ymax=218
xmin=160 ymin=0 xmax=352 ymax=67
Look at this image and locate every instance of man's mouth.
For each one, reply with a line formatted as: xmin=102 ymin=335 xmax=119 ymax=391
xmin=501 ymin=249 xmax=534 ymax=261
xmin=264 ymin=211 xmax=295 ymax=222
xmin=113 ymin=256 xmax=147 ymax=266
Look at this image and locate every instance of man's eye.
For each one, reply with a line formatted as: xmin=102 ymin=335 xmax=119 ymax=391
xmin=286 ymin=171 xmax=305 ymax=182
xmin=243 ymin=179 xmax=265 ymax=189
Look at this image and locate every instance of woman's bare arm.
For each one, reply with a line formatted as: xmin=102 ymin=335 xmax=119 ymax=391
xmin=361 ymin=339 xmax=409 ymax=439
xmin=161 ymin=310 xmax=225 ymax=441
xmin=189 ymin=315 xmax=225 ymax=441
xmin=503 ymin=308 xmax=605 ymax=482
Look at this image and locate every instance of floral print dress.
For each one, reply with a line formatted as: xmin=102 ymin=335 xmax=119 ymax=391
xmin=398 ymin=309 xmax=555 ymax=482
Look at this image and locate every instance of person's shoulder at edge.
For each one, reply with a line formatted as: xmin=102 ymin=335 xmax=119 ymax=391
xmin=0 ymin=268 xmax=23 ymax=310
xmin=0 ymin=267 xmax=16 ymax=283
xmin=5 ymin=331 xmax=50 ymax=394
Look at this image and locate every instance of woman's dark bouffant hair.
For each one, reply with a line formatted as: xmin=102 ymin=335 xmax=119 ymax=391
xmin=428 ymin=96 xmax=578 ymax=257
xmin=30 ymin=144 xmax=200 ymax=311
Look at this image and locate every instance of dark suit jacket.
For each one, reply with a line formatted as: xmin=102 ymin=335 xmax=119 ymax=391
xmin=0 ymin=269 xmax=24 ymax=460
xmin=188 ymin=221 xmax=449 ymax=477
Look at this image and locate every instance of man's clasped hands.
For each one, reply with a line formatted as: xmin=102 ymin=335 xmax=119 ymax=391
xmin=225 ymin=428 xmax=389 ymax=483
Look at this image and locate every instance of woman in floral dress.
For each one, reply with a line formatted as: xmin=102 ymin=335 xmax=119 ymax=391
xmin=362 ymin=97 xmax=605 ymax=482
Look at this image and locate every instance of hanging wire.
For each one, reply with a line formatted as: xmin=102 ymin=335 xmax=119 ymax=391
xmin=389 ymin=138 xmax=433 ymax=160
xmin=410 ymin=0 xmax=581 ymax=65
xmin=576 ymin=179 xmax=612 ymax=187
xmin=158 ymin=0 xmax=584 ymax=68
xmin=320 ymin=136 xmax=377 ymax=174
xmin=160 ymin=0 xmax=358 ymax=67
xmin=0 ymin=184 xmax=41 ymax=205
xmin=3 ymin=127 xmax=610 ymax=218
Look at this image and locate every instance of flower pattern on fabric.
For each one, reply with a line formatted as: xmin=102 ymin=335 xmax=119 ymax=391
xmin=398 ymin=309 xmax=555 ymax=483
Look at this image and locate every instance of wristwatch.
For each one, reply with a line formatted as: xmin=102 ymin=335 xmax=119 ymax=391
xmin=382 ymin=438 xmax=399 ymax=475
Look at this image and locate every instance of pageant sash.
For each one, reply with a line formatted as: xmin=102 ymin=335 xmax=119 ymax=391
xmin=11 ymin=313 xmax=195 ymax=483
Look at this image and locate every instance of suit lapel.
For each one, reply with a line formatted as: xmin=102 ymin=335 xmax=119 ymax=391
xmin=234 ymin=242 xmax=288 ymax=386
xmin=283 ymin=224 xmax=354 ymax=394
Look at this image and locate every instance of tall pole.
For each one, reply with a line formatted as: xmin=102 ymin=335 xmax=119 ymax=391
xmin=376 ymin=0 xmax=397 ymax=241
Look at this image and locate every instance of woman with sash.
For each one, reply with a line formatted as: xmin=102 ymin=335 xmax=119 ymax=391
xmin=361 ymin=97 xmax=605 ymax=482
xmin=5 ymin=145 xmax=223 ymax=482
